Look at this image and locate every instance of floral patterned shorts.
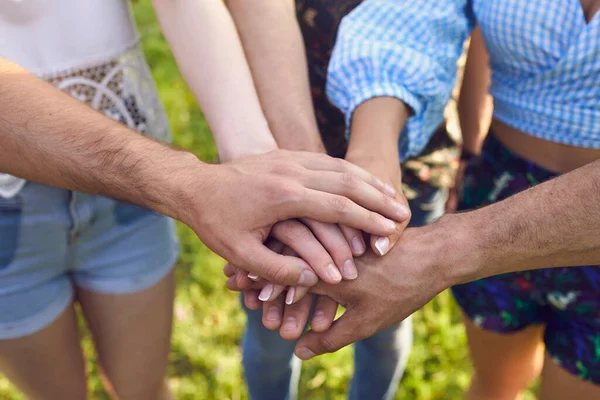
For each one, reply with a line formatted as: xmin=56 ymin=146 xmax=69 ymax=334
xmin=452 ymin=132 xmax=600 ymax=384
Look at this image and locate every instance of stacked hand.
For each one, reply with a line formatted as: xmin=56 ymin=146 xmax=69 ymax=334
xmin=221 ymin=150 xmax=416 ymax=343
xmin=225 ymin=214 xmax=467 ymax=359
xmin=182 ymin=149 xmax=411 ymax=289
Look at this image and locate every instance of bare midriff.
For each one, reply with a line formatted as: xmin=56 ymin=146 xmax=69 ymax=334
xmin=491 ymin=119 xmax=600 ymax=174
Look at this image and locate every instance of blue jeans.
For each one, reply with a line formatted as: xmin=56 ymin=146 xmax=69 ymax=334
xmin=242 ymin=185 xmax=447 ymax=400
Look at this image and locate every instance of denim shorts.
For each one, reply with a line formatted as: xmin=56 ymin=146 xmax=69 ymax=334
xmin=0 ymin=182 xmax=179 ymax=339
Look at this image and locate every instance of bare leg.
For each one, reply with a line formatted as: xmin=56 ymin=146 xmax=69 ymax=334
xmin=0 ymin=304 xmax=87 ymax=400
xmin=77 ymin=270 xmax=175 ymax=400
xmin=464 ymin=315 xmax=544 ymax=400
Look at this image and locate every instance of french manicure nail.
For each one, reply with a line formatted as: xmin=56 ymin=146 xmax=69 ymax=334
xmin=286 ymin=287 xmax=296 ymax=305
xmin=258 ymin=284 xmax=274 ymax=301
xmin=327 ymin=263 xmax=342 ymax=282
xmin=296 ymin=347 xmax=316 ymax=360
xmin=298 ymin=270 xmax=318 ymax=286
xmin=343 ymin=259 xmax=358 ymax=280
xmin=351 ymin=236 xmax=366 ymax=255
xmin=375 ymin=237 xmax=390 ymax=256
xmin=384 ymin=183 xmax=397 ymax=197
xmin=248 ymin=273 xmax=259 ymax=281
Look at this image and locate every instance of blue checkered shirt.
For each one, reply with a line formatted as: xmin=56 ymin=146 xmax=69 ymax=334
xmin=327 ymin=0 xmax=600 ymax=160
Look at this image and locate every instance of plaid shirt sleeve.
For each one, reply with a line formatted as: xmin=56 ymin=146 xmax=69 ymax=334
xmin=326 ymin=0 xmax=475 ymax=160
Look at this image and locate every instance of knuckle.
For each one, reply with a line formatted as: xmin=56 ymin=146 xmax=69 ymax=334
xmin=333 ymin=156 xmax=347 ymax=170
xmin=276 ymin=220 xmax=312 ymax=244
xmin=341 ymin=172 xmax=359 ymax=190
xmin=367 ymin=210 xmax=378 ymax=225
xmin=268 ymin=263 xmax=291 ymax=285
xmin=330 ymin=196 xmax=352 ymax=215
xmin=319 ymin=336 xmax=339 ymax=353
xmin=268 ymin=182 xmax=301 ymax=205
xmin=271 ymin=161 xmax=301 ymax=177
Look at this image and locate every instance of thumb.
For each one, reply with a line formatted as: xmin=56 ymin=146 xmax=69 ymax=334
xmin=239 ymin=242 xmax=319 ymax=287
xmin=294 ymin=310 xmax=366 ymax=360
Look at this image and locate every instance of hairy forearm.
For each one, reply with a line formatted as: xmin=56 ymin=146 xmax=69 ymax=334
xmin=153 ymin=0 xmax=277 ymax=160
xmin=445 ymin=159 xmax=600 ymax=283
xmin=226 ymin=0 xmax=324 ymax=153
xmin=0 ymin=59 xmax=205 ymax=222
xmin=346 ymin=97 xmax=409 ymax=164
xmin=458 ymin=27 xmax=493 ymax=154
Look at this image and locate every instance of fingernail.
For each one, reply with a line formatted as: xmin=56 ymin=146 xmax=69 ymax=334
xmin=397 ymin=204 xmax=410 ymax=219
xmin=314 ymin=310 xmax=325 ymax=321
xmin=298 ymin=270 xmax=318 ymax=286
xmin=351 ymin=236 xmax=366 ymax=255
xmin=296 ymin=347 xmax=316 ymax=360
xmin=374 ymin=237 xmax=390 ymax=256
xmin=286 ymin=287 xmax=296 ymax=305
xmin=283 ymin=316 xmax=298 ymax=330
xmin=327 ymin=263 xmax=342 ymax=282
xmin=266 ymin=306 xmax=281 ymax=321
xmin=384 ymin=219 xmax=396 ymax=231
xmin=258 ymin=284 xmax=274 ymax=301
xmin=384 ymin=183 xmax=397 ymax=197
xmin=248 ymin=273 xmax=259 ymax=281
xmin=343 ymin=259 xmax=358 ymax=280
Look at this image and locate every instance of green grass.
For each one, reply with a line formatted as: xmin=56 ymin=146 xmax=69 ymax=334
xmin=0 ymin=2 xmax=536 ymax=399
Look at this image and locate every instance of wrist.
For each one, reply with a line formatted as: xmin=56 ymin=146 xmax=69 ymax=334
xmin=217 ymin=136 xmax=278 ymax=162
xmin=155 ymin=150 xmax=215 ymax=225
xmin=272 ymin=123 xmax=326 ymax=154
xmin=345 ymin=148 xmax=401 ymax=184
xmin=429 ymin=212 xmax=486 ymax=287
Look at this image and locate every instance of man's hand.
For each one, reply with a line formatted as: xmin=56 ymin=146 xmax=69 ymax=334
xmin=223 ymin=215 xmax=458 ymax=346
xmin=292 ymin=221 xmax=457 ymax=360
xmin=183 ymin=150 xmax=409 ymax=287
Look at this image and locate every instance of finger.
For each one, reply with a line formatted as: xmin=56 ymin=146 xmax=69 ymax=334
xmin=310 ymin=296 xmax=339 ymax=332
xmin=370 ymin=216 xmax=410 ymax=256
xmin=292 ymin=190 xmax=398 ymax=237
xmin=262 ymin=295 xmax=285 ymax=331
xmin=258 ymin=283 xmax=287 ymax=302
xmin=271 ymin=220 xmax=342 ymax=284
xmin=223 ymin=263 xmax=237 ymax=278
xmin=303 ymin=171 xmax=411 ymax=223
xmin=237 ymin=241 xmax=319 ymax=287
xmin=294 ymin=152 xmax=397 ymax=198
xmin=371 ymin=196 xmax=411 ymax=256
xmin=285 ymin=285 xmax=311 ymax=305
xmin=295 ymin=311 xmax=364 ymax=360
xmin=279 ymin=294 xmax=313 ymax=341
xmin=256 ymin=246 xmax=296 ymax=302
xmin=234 ymin=266 xmax=257 ymax=291
xmin=244 ymin=290 xmax=262 ymax=310
xmin=226 ymin=276 xmax=266 ymax=292
xmin=339 ymin=224 xmax=366 ymax=257
xmin=301 ymin=219 xmax=357 ymax=280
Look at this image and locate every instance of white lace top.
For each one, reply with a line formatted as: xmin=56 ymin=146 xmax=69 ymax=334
xmin=0 ymin=0 xmax=171 ymax=198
